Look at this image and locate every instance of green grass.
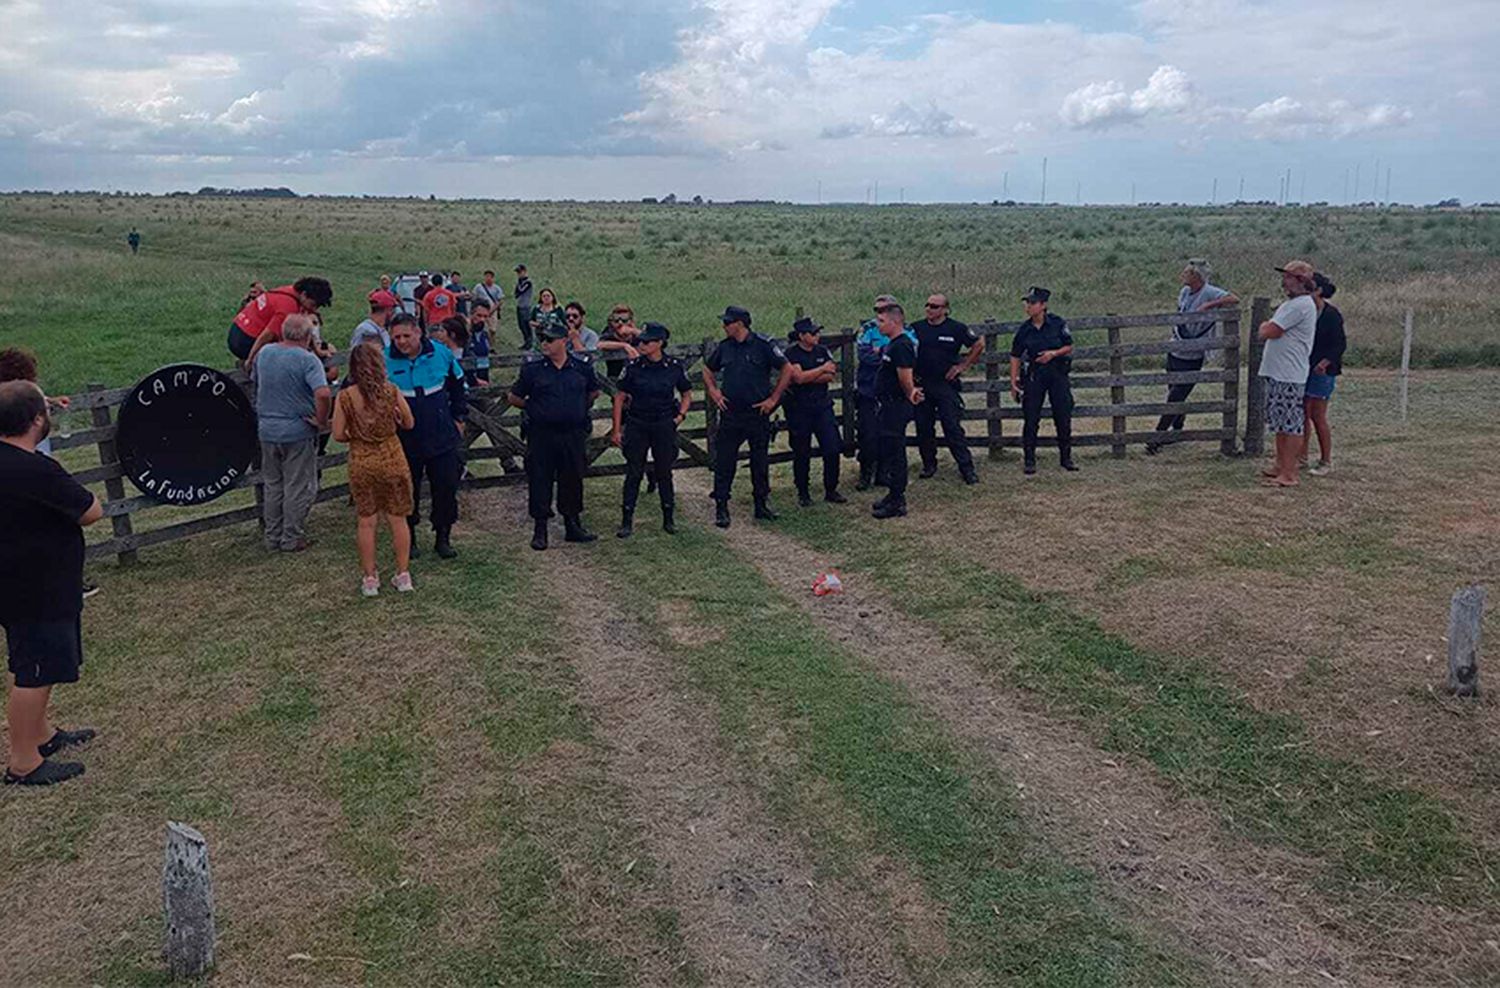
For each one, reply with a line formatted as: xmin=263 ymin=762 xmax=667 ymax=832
xmin=590 ymin=526 xmax=1202 ymax=987
xmin=772 ymin=507 xmax=1493 ymax=905
xmin=3 ymin=196 xmax=1499 ymax=396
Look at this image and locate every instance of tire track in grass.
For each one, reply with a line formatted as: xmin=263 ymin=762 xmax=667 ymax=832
xmin=476 ymin=489 xmax=920 ymax=987
xmin=571 ymin=500 xmax=1203 ymax=987
xmin=707 ymin=499 xmax=1395 ymax=987
xmin=762 ymin=492 xmax=1500 ymax=986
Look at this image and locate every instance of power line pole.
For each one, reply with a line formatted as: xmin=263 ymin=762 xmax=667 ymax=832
xmin=1238 ymin=174 xmax=1245 ymax=201
xmin=1385 ymin=166 xmax=1392 ymax=203
xmin=1299 ymin=171 xmax=1306 ymax=202
xmin=1285 ymin=167 xmax=1292 ymax=204
xmin=874 ymin=180 xmax=879 ymax=205
xmin=1354 ymin=162 xmax=1361 ymax=200
xmin=1211 ymin=177 xmax=1217 ymax=204
xmin=1041 ymin=157 xmax=1048 ymax=204
xmin=1002 ymin=171 xmax=1008 ymax=199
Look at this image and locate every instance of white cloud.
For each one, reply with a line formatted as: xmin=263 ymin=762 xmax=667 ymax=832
xmin=822 ymin=101 xmax=978 ymax=141
xmin=1243 ymin=96 xmax=1413 ymax=139
xmin=1060 ymin=64 xmax=1194 ymax=129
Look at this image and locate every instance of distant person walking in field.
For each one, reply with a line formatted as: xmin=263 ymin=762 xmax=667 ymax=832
xmin=508 ymin=318 xmax=601 ymax=550
xmin=611 ymin=322 xmax=691 ymax=538
xmin=1146 ymin=261 xmax=1239 ymax=454
xmin=254 ymin=315 xmax=331 ymax=552
xmin=913 ymin=293 xmax=983 ymax=484
xmin=386 ymin=313 xmax=468 ymax=559
xmin=1010 ymin=286 xmax=1077 ymax=475
xmin=514 ymin=264 xmax=535 ymax=349
xmin=333 ymin=343 xmax=416 ymax=597
xmin=127 ymin=227 xmax=140 ymax=254
xmin=351 ymin=290 xmax=399 ymax=350
xmin=0 ymin=381 xmax=102 ymax=786
xmin=854 ymin=295 xmax=914 ymax=491
xmin=703 ymin=306 xmax=792 ymax=528
xmin=872 ymin=303 xmax=922 ymax=519
xmin=230 ymin=277 xmax=333 ymax=365
xmin=1257 ymin=261 xmax=1319 ymax=487
xmin=1301 ymin=272 xmax=1346 ymax=476
xmin=783 ymin=316 xmax=847 ymax=506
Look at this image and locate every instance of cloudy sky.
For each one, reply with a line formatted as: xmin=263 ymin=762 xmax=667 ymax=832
xmin=3 ymin=0 xmax=1495 ymax=203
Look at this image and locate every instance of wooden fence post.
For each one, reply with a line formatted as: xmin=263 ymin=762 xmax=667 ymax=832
xmin=984 ymin=329 xmax=1002 ymax=461
xmin=163 ymin=822 xmax=216 ymax=978
xmin=1447 ymin=585 xmax=1485 ymax=697
xmin=838 ymin=332 xmax=857 ymax=455
xmin=1242 ymin=297 xmax=1270 ymax=456
xmin=1107 ymin=320 xmax=1126 ymax=458
xmin=1220 ymin=310 xmax=1241 ymax=457
xmin=700 ymin=338 xmax=718 ymax=462
xmin=88 ymin=383 xmax=137 ymax=566
xmin=1399 ymin=308 xmax=1414 ymax=424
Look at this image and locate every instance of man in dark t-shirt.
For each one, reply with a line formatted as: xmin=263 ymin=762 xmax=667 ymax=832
xmin=873 ymin=304 xmax=923 ymax=518
xmin=912 ymin=293 xmax=983 ymax=483
xmin=0 ymin=382 xmax=103 ymax=786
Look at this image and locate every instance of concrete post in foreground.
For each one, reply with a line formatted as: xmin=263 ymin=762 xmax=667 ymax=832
xmin=163 ymin=822 xmax=217 ymax=978
xmin=1448 ymin=585 xmax=1486 ymax=698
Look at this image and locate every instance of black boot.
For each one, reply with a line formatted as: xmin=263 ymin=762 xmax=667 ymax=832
xmin=855 ymin=464 xmax=873 ymax=491
xmin=662 ymin=506 xmax=677 ymax=534
xmin=531 ymin=519 xmax=548 ymax=551
xmin=872 ymin=497 xmax=907 ymax=519
xmin=408 ymin=522 xmax=421 ymax=559
xmin=961 ymin=468 xmax=980 ymax=485
xmin=918 ymin=463 xmax=938 ymax=479
xmin=714 ymin=500 xmax=731 ymax=528
xmin=1024 ymin=459 xmax=1037 ymax=476
xmin=563 ymin=515 xmax=597 ymax=543
xmin=646 ymin=473 xmax=657 ymax=494
xmin=753 ymin=498 xmax=778 ymax=521
xmin=1060 ymin=445 xmax=1078 ymax=471
xmin=616 ymin=509 xmax=634 ymax=539
xmin=434 ymin=527 xmax=458 ymax=559
xmin=825 ymin=489 xmax=847 ymax=504
xmin=797 ymin=489 xmax=813 ymax=508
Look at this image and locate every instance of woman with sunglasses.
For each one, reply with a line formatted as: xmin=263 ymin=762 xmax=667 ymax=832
xmin=597 ymin=304 xmax=642 ymax=379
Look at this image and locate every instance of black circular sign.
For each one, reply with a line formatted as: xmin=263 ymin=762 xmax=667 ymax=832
xmin=116 ymin=364 xmax=257 ymax=505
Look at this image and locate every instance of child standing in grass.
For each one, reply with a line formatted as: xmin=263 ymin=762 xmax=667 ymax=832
xmin=333 ymin=343 xmax=416 ymax=596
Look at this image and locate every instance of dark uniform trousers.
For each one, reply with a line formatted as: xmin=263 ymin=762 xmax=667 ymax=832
xmin=856 ymin=394 xmax=881 ymax=477
xmin=516 ymin=306 xmax=533 ymax=348
xmin=711 ymin=410 xmax=772 ymax=502
xmin=914 ymin=379 xmax=974 ymax=473
xmin=877 ymin=399 xmax=912 ymax=501
xmin=1154 ymin=354 xmax=1205 ymax=434
xmin=787 ymin=404 xmax=842 ymax=496
xmin=622 ymin=416 xmax=677 ymax=512
xmin=406 ymin=447 xmax=462 ymax=532
xmin=1021 ymin=365 xmax=1074 ymax=461
xmin=527 ymin=423 xmax=588 ymax=520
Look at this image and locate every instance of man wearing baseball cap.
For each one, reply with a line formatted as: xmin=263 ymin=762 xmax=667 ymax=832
xmin=351 ymin=289 xmax=399 ymax=350
xmin=853 ymin=295 xmax=914 ymax=490
xmin=1257 ymin=260 xmax=1318 ymax=487
xmin=702 ymin=306 xmax=792 ymax=528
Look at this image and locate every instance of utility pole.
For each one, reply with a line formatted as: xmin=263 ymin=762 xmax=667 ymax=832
xmin=1385 ymin=166 xmax=1392 ymax=203
xmin=1211 ymin=177 xmax=1217 ymax=204
xmin=1238 ymin=174 xmax=1245 ymax=201
xmin=1002 ymin=171 xmax=1008 ymax=199
xmin=1285 ymin=167 xmax=1292 ymax=204
xmin=1041 ymin=157 xmax=1048 ymax=204
xmin=874 ymin=180 xmax=879 ymax=205
xmin=899 ymin=186 xmax=905 ymax=204
xmin=1299 ymin=172 xmax=1306 ymax=202
xmin=1355 ymin=162 xmax=1361 ymax=200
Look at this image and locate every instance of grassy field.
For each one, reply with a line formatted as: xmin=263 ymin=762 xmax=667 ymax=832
xmin=1 ymin=195 xmax=1499 ymax=395
xmin=1 ymin=198 xmax=1498 ymax=986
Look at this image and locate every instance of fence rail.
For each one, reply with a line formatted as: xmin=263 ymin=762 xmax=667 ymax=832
xmin=63 ymin=305 xmax=1254 ymax=564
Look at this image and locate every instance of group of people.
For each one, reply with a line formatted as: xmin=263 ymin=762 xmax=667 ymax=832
xmin=222 ymin=258 xmax=1349 ymax=595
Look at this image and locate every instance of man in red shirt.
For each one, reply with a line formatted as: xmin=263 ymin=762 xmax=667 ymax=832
xmin=421 ymin=273 xmax=458 ymax=329
xmin=229 ymin=277 xmax=333 ymax=365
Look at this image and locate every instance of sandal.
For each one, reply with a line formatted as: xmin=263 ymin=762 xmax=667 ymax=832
xmin=38 ymin=727 xmax=96 ymax=758
xmin=4 ymin=759 xmax=85 ymax=786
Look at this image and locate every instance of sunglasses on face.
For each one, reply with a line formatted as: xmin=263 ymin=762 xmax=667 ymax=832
xmin=567 ymin=313 xmax=582 ymax=321
xmin=925 ymin=303 xmax=945 ymax=309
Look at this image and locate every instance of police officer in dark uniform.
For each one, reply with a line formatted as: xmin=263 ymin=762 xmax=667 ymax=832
xmin=611 ymin=322 xmax=691 ymax=538
xmin=1009 ymin=286 xmax=1077 ymax=476
xmin=702 ymin=305 xmax=792 ymax=528
xmin=507 ymin=318 xmax=602 ymax=550
xmin=913 ymin=293 xmax=983 ymax=484
xmin=783 ymin=316 xmax=847 ymax=507
xmin=872 ymin=302 xmax=923 ymax=519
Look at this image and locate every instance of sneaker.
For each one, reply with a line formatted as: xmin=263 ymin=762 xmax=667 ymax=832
xmin=392 ymin=572 xmax=414 ymax=593
xmin=361 ymin=576 xmax=380 ymax=598
xmin=1309 ymin=461 xmax=1333 ymax=477
xmin=81 ymin=582 xmax=101 ymax=599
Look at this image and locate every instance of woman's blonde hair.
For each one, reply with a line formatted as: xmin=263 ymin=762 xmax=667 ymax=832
xmin=349 ymin=341 xmax=389 ymax=403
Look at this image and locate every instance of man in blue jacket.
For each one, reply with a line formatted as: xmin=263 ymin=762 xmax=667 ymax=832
xmin=386 ymin=313 xmax=468 ymax=559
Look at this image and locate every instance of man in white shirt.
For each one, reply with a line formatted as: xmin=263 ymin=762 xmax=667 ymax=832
xmin=1257 ymin=260 xmax=1318 ymax=487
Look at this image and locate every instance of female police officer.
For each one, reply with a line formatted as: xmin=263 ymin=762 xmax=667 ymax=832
xmin=783 ymin=316 xmax=847 ymax=507
xmin=611 ymin=322 xmax=691 ymax=538
xmin=1009 ymin=286 xmax=1077 ymax=475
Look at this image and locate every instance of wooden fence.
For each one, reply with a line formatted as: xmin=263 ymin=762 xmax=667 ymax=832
xmin=61 ymin=304 xmax=1254 ymax=565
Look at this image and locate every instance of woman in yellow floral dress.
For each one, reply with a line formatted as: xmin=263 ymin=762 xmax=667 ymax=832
xmin=332 ymin=343 xmax=415 ymax=596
